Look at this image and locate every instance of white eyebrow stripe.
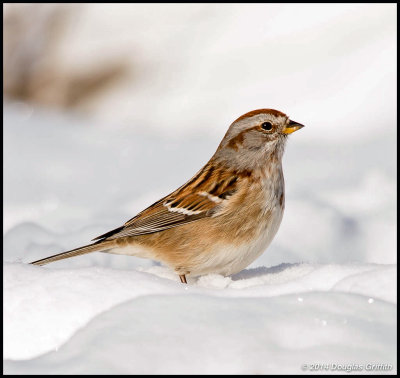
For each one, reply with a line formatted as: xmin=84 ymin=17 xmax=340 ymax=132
xmin=198 ymin=191 xmax=223 ymax=203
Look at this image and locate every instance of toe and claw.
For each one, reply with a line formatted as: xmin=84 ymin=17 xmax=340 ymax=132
xmin=179 ymin=274 xmax=187 ymax=284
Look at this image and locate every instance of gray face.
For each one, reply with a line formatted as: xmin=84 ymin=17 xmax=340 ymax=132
xmin=213 ymin=111 xmax=291 ymax=172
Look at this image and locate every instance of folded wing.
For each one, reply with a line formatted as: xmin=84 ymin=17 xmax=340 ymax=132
xmin=93 ymin=165 xmax=240 ymax=241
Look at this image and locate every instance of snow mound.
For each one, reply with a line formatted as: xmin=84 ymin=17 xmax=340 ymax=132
xmin=4 ymin=261 xmax=396 ymax=374
xmin=4 ymin=291 xmax=396 ymax=374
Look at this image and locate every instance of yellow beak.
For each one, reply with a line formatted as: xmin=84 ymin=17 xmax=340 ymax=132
xmin=283 ymin=120 xmax=305 ymax=134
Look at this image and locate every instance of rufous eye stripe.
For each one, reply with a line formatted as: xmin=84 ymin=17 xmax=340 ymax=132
xmin=227 ymin=126 xmax=260 ymax=151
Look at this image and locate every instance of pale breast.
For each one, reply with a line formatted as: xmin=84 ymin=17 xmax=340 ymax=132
xmin=193 ymin=203 xmax=284 ymax=276
xmin=189 ymin=168 xmax=285 ymax=276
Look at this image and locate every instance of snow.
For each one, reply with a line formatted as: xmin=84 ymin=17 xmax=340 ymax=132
xmin=4 ymin=292 xmax=396 ymax=375
xmin=3 ymin=3 xmax=396 ymax=375
xmin=3 ymin=262 xmax=396 ymax=374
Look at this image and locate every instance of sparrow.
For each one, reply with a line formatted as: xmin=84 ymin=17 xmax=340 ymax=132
xmin=30 ymin=109 xmax=304 ymax=283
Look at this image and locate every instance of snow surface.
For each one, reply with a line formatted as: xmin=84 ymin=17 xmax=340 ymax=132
xmin=3 ymin=3 xmax=396 ymax=375
xmin=3 ymin=263 xmax=397 ymax=374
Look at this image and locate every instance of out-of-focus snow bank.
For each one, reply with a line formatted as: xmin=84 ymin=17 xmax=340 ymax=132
xmin=3 ymin=262 xmax=396 ymax=374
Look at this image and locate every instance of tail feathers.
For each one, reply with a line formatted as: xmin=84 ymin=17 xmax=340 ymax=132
xmin=30 ymin=240 xmax=115 ymax=266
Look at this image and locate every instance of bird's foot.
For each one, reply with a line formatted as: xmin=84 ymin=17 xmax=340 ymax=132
xmin=179 ymin=274 xmax=187 ymax=284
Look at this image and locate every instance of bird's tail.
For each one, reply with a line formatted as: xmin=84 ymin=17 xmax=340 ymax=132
xmin=30 ymin=240 xmax=115 ymax=266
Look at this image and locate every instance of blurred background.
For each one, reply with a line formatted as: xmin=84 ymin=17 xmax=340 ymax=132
xmin=3 ymin=3 xmax=396 ymax=267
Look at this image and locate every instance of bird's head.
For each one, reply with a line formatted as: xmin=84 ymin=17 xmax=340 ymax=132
xmin=214 ymin=109 xmax=304 ymax=172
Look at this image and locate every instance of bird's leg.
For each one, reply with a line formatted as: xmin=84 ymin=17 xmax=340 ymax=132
xmin=179 ymin=274 xmax=187 ymax=284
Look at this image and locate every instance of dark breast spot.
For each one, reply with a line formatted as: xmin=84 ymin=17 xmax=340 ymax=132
xmin=279 ymin=192 xmax=285 ymax=207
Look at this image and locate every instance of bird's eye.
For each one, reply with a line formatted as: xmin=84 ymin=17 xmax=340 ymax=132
xmin=261 ymin=122 xmax=273 ymax=131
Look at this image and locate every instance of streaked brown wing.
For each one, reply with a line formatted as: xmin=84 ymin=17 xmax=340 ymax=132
xmin=93 ymin=164 xmax=239 ymax=241
xmin=92 ymin=194 xmax=218 ymax=241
